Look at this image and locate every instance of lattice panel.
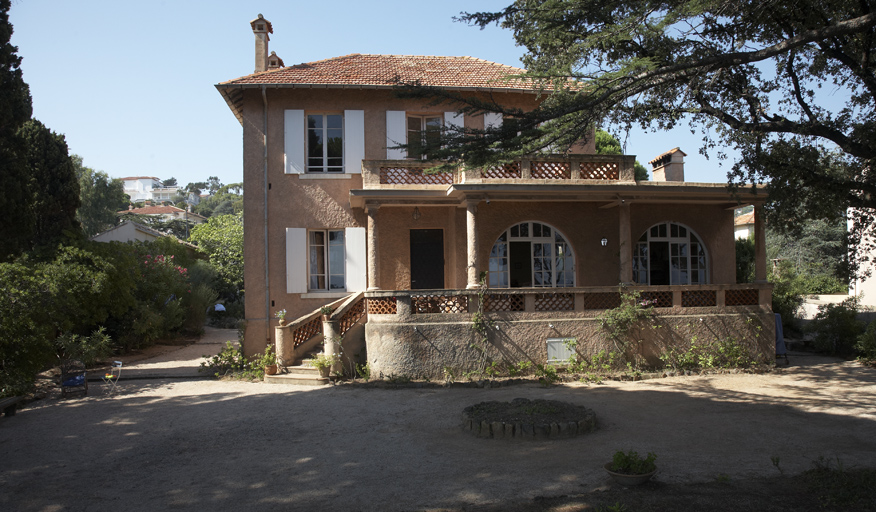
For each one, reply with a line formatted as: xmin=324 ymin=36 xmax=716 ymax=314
xmin=581 ymin=292 xmax=622 ymax=310
xmin=367 ymin=297 xmax=397 ymax=315
xmin=531 ymin=161 xmax=571 ymax=179
xmin=580 ymin=161 xmax=620 ymax=180
xmin=379 ymin=167 xmax=453 ymax=185
xmin=412 ymin=294 xmax=469 ymax=314
xmin=640 ymin=291 xmax=673 ymax=308
xmin=292 ymin=317 xmax=322 ymax=348
xmin=726 ymin=289 xmax=759 ymax=306
xmin=534 ymin=293 xmax=574 ymax=311
xmin=483 ymin=294 xmax=525 ymax=312
xmin=682 ymin=290 xmax=717 ymax=307
xmin=482 ymin=162 xmax=521 ymax=179
xmin=339 ymin=298 xmax=366 ymax=336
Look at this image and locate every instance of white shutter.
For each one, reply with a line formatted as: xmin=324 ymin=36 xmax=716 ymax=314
xmin=286 ymin=228 xmax=307 ymax=293
xmin=484 ymin=112 xmax=502 ymax=131
xmin=444 ymin=112 xmax=464 ymax=132
xmin=345 ymin=227 xmax=367 ymax=292
xmin=284 ymin=110 xmax=305 ymax=174
xmin=386 ymin=110 xmax=406 ymax=159
xmin=344 ymin=110 xmax=364 ymax=174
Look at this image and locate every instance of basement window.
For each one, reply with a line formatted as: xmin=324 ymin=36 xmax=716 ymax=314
xmin=546 ymin=337 xmax=575 ymax=363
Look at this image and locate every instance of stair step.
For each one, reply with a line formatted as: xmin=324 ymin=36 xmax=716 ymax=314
xmin=264 ymin=372 xmax=329 ymax=386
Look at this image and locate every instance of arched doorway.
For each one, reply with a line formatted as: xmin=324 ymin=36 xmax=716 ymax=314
xmin=633 ymin=222 xmax=708 ymax=285
xmin=488 ymin=221 xmax=575 ymax=288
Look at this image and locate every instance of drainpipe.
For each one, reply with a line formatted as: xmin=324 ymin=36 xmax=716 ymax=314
xmin=262 ymin=85 xmax=271 ymax=344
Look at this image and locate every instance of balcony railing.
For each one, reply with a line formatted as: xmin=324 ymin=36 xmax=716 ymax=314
xmin=361 ymin=155 xmax=637 ymax=189
xmin=364 ymin=284 xmax=772 ymax=317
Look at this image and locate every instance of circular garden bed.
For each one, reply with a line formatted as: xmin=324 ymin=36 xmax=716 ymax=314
xmin=462 ymin=398 xmax=597 ymax=440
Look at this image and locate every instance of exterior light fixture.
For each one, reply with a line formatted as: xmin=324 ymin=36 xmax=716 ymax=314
xmin=412 ymin=207 xmax=421 ymax=221
xmin=601 ymin=237 xmax=608 ymax=247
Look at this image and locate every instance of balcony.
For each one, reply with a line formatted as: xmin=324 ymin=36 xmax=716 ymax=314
xmin=360 ymin=155 xmax=637 ymax=190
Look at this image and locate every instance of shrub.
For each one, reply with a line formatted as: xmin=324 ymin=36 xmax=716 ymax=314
xmin=854 ymin=320 xmax=876 ymax=362
xmin=808 ymin=297 xmax=865 ymax=356
xmin=769 ymin=261 xmax=807 ymax=335
xmin=55 ymin=328 xmax=112 ymax=366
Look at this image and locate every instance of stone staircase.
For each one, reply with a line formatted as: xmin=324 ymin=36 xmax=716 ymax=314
xmin=264 ymin=349 xmax=329 ymax=386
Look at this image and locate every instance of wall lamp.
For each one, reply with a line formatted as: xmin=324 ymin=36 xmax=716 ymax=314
xmin=601 ymin=237 xmax=608 ymax=247
xmin=412 ymin=207 xmax=421 ymax=221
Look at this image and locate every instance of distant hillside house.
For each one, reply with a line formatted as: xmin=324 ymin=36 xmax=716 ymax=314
xmin=119 ymin=205 xmax=208 ymax=225
xmin=91 ymin=220 xmax=200 ymax=258
xmin=120 ymin=176 xmax=182 ymax=203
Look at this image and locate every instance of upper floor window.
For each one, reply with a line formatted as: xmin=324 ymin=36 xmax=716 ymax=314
xmin=633 ymin=222 xmax=707 ymax=285
xmin=407 ymin=115 xmax=442 ymax=160
xmin=307 ymin=114 xmax=343 ymax=173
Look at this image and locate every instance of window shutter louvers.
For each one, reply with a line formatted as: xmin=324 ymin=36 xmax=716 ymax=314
xmin=345 ymin=227 xmax=367 ymax=292
xmin=284 ymin=110 xmax=305 ymax=174
xmin=286 ymin=228 xmax=307 ymax=293
xmin=386 ymin=111 xmax=406 ymax=159
xmin=344 ymin=110 xmax=364 ymax=174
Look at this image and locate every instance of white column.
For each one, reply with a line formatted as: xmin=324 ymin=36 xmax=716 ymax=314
xmin=755 ymin=204 xmax=767 ymax=283
xmin=366 ymin=204 xmax=380 ymax=290
xmin=466 ymin=200 xmax=480 ymax=289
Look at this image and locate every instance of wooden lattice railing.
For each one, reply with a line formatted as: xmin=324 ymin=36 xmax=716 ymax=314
xmin=365 ymin=284 xmax=770 ymax=316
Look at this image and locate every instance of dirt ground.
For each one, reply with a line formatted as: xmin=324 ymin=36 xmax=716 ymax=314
xmin=1 ymin=331 xmax=875 ymax=512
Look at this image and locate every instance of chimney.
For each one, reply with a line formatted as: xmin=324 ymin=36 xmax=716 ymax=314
xmin=267 ymin=51 xmax=284 ymax=70
xmin=250 ymin=14 xmax=273 ymax=73
xmin=649 ymin=148 xmax=686 ymax=182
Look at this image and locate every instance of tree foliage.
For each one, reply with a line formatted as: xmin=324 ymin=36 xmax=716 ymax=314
xmin=189 ymin=214 xmax=244 ymax=297
xmin=444 ymin=0 xmax=875 ymax=272
xmin=17 ymin=119 xmax=81 ymax=249
xmin=0 ymin=0 xmax=33 ymax=260
xmin=75 ymin=155 xmax=129 ymax=237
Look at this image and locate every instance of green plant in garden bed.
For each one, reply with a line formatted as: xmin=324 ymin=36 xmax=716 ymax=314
xmin=610 ymin=450 xmax=657 ymax=475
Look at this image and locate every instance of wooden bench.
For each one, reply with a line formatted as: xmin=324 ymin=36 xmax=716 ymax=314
xmin=0 ymin=396 xmax=24 ymax=417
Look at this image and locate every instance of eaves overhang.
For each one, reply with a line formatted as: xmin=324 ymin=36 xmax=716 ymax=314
xmin=215 ymin=82 xmax=541 ymax=125
xmin=351 ymin=181 xmax=767 ymax=209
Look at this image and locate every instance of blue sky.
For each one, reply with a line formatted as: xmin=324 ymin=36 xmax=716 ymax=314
xmin=9 ymin=0 xmax=734 ymax=186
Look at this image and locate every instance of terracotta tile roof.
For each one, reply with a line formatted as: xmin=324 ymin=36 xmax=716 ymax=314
xmin=218 ymin=54 xmax=533 ymax=90
xmin=735 ymin=211 xmax=755 ymax=226
xmin=119 ymin=205 xmax=185 ymax=215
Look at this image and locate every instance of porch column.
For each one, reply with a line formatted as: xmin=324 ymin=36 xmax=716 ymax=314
xmin=754 ymin=204 xmax=767 ymax=282
xmin=366 ymin=204 xmax=380 ymax=291
xmin=466 ymin=199 xmax=480 ymax=289
xmin=618 ymin=201 xmax=633 ymax=284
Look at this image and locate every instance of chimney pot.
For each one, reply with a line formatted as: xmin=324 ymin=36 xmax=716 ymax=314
xmin=250 ymin=14 xmax=273 ymax=73
xmin=649 ymin=148 xmax=686 ymax=182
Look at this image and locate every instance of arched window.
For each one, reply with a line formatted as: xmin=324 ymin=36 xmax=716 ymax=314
xmin=633 ymin=222 xmax=708 ymax=285
xmin=488 ymin=221 xmax=575 ymax=288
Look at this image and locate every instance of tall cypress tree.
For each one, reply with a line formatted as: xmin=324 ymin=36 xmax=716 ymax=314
xmin=0 ymin=0 xmax=34 ymax=260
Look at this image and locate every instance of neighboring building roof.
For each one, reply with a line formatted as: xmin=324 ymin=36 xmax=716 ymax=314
xmin=120 ymin=205 xmax=186 ymax=215
xmin=735 ymin=211 xmax=755 ymax=227
xmin=119 ymin=176 xmax=161 ymax=181
xmin=216 ymin=54 xmax=540 ymax=123
xmin=90 ymin=220 xmax=201 ymax=253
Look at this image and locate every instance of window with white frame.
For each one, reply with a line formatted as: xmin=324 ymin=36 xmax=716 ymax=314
xmin=308 ymin=229 xmax=345 ymax=290
xmin=488 ymin=221 xmax=575 ymax=288
xmin=307 ymin=114 xmax=344 ymax=173
xmin=633 ymin=222 xmax=707 ymax=285
xmin=406 ymin=114 xmax=442 ymax=159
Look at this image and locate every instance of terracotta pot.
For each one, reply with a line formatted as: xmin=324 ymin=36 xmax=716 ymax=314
xmin=278 ymin=318 xmax=285 ymax=326
xmin=317 ymin=366 xmax=331 ymax=378
xmin=265 ymin=364 xmax=278 ymax=376
xmin=603 ymin=463 xmax=656 ymax=486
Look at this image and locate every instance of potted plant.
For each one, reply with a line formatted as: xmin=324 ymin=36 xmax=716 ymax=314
xmin=604 ymin=450 xmax=657 ymax=486
xmin=274 ymin=309 xmax=287 ymax=326
xmin=259 ymin=345 xmax=278 ymax=376
xmin=309 ymin=353 xmax=339 ymax=378
xmin=319 ymin=305 xmax=333 ymax=320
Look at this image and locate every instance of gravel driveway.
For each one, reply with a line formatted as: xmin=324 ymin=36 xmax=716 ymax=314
xmin=1 ymin=338 xmax=875 ymax=512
